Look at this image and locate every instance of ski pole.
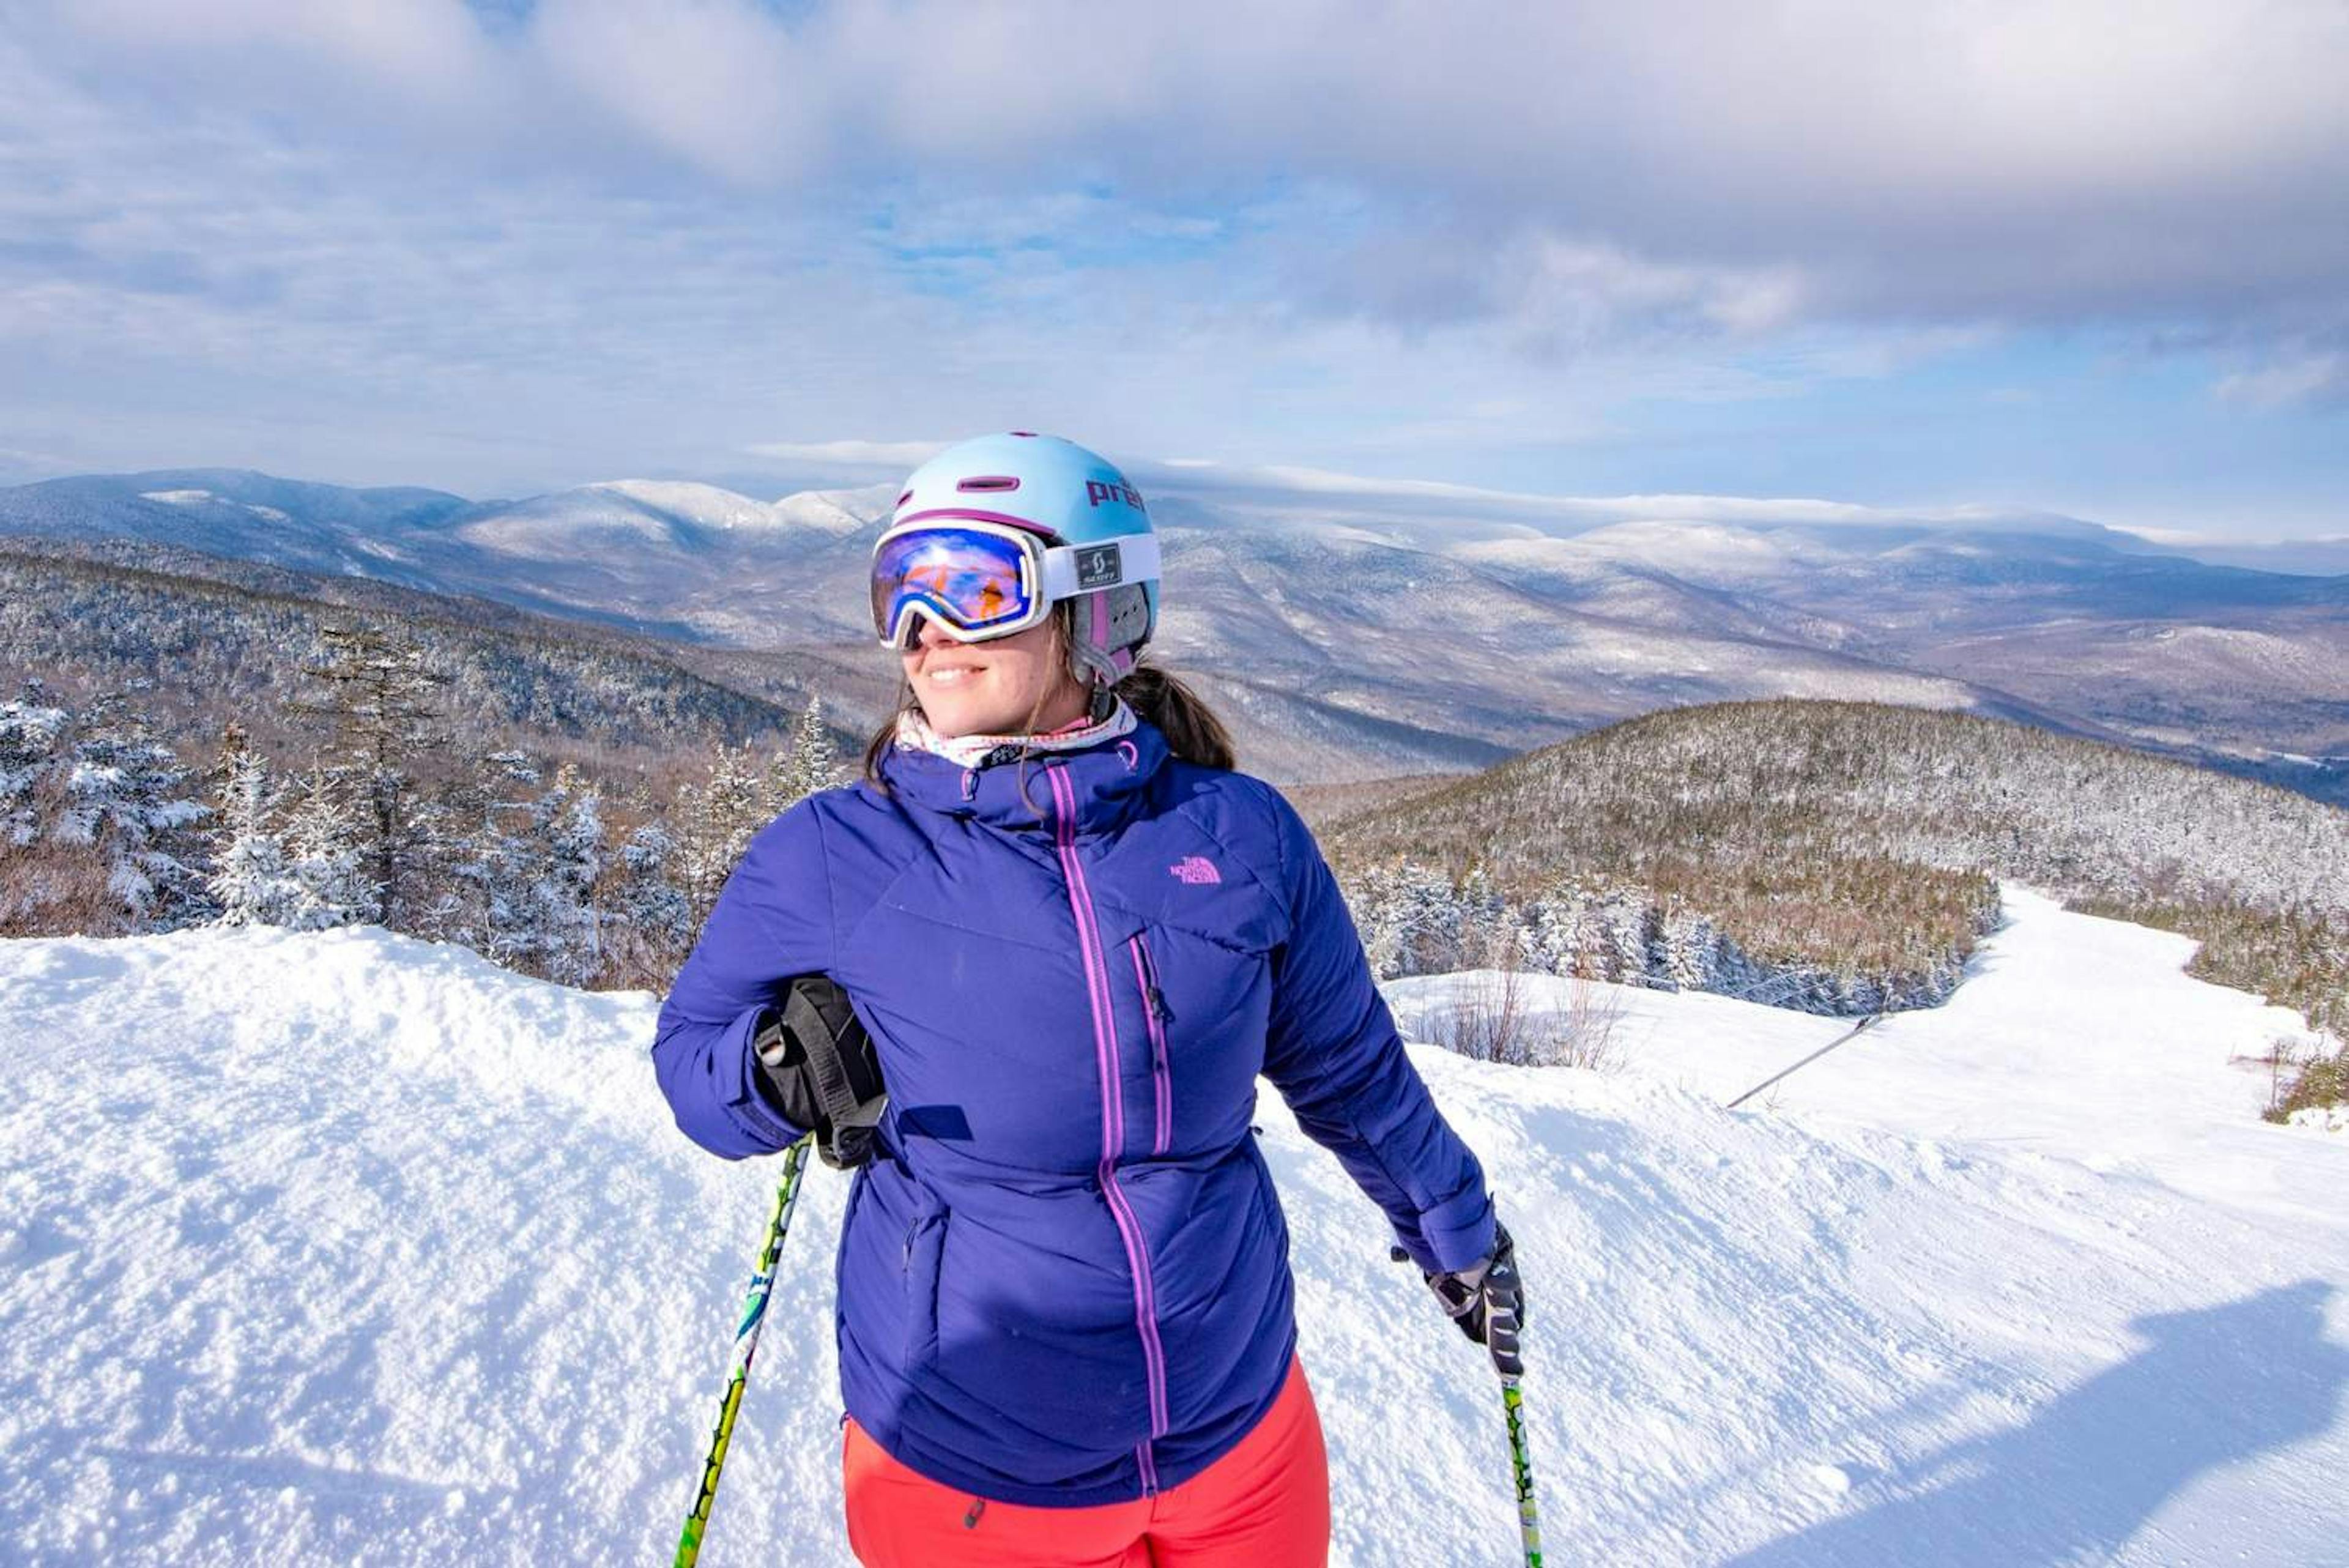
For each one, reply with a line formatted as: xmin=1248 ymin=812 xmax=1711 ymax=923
xmin=675 ymin=1133 xmax=815 ymax=1568
xmin=1499 ymin=1374 xmax=1543 ymax=1566
xmin=1486 ymin=1296 xmax=1543 ymax=1566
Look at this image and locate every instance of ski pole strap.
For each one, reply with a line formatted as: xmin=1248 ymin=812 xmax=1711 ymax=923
xmin=773 ymin=978 xmax=887 ymax=1170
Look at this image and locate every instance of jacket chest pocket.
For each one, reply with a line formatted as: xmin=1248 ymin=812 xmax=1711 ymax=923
xmin=1101 ymin=919 xmax=1278 ymax=1153
xmin=1126 ymin=931 xmax=1174 ymax=1158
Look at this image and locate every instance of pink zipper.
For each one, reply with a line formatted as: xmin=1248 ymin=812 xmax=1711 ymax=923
xmin=1045 ymin=765 xmax=1170 ymax=1493
xmin=1128 ymin=933 xmax=1172 ymax=1157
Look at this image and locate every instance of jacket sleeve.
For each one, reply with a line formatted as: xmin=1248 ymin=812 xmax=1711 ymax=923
xmin=651 ymin=800 xmax=834 ymax=1159
xmin=1257 ymin=790 xmax=1497 ymax=1274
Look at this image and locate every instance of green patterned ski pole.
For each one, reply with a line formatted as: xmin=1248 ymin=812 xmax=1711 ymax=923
xmin=675 ymin=1133 xmax=815 ymax=1568
xmin=1487 ymin=1293 xmax=1543 ymax=1566
xmin=1501 ymin=1373 xmax=1543 ymax=1566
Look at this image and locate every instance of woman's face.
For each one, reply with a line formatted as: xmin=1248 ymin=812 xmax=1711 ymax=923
xmin=902 ymin=613 xmax=1093 ymax=739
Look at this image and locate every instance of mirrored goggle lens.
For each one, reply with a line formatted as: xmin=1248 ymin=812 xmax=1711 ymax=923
xmin=870 ymin=526 xmax=1039 ymax=645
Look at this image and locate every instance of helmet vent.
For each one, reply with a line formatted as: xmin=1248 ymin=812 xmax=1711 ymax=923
xmin=896 ymin=489 xmax=915 ymax=507
xmin=956 ymin=475 xmax=1022 ymax=493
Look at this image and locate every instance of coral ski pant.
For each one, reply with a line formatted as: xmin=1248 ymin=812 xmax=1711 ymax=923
xmin=843 ymin=1355 xmax=1331 ymax=1566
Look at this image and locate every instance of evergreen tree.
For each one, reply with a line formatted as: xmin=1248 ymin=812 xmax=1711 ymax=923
xmin=676 ymin=742 xmax=766 ymax=930
xmin=606 ymin=820 xmax=693 ymax=988
xmin=281 ymin=771 xmax=373 ymax=930
xmin=208 ymin=748 xmax=300 ymax=927
xmin=292 ymin=623 xmax=445 ymax=932
xmin=770 ymin=696 xmax=839 ymax=810
xmin=0 ymin=688 xmax=67 ymax=850
xmin=532 ymin=765 xmax=606 ymax=988
xmin=0 ymin=689 xmax=80 ymax=933
xmin=449 ymin=751 xmax=541 ymax=967
xmin=54 ymin=688 xmax=210 ymax=929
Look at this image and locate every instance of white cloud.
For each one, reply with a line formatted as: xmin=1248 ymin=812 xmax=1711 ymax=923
xmin=1129 ymin=456 xmax=2077 ymax=538
xmin=18 ymin=0 xmax=2345 ymax=340
xmin=745 ymin=439 xmax=951 ymax=470
xmin=2 ymin=0 xmax=2342 ymax=510
xmin=2216 ymin=351 xmax=2349 ymax=411
xmin=527 ymin=0 xmax=829 ymax=184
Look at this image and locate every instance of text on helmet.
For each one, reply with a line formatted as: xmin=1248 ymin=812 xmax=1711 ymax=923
xmin=1085 ymin=480 xmax=1147 ymax=511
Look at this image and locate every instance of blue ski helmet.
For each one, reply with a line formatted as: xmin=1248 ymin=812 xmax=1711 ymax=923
xmin=885 ymin=433 xmax=1160 ymax=687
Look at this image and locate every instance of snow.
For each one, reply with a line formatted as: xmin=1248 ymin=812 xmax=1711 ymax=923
xmin=136 ymin=489 xmax=291 ymax=524
xmin=4 ymin=886 xmax=2347 ymax=1564
xmin=590 ymin=481 xmax=782 ymax=533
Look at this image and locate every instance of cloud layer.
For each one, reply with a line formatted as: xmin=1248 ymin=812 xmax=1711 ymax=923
xmin=2 ymin=1 xmax=2344 ymax=524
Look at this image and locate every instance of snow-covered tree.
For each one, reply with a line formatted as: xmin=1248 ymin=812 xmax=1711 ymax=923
xmin=292 ymin=623 xmax=445 ymax=932
xmin=675 ymin=743 xmax=766 ymax=929
xmin=447 ymin=751 xmax=540 ymax=967
xmin=52 ymin=689 xmax=209 ymax=929
xmin=0 ymin=691 xmax=67 ymax=849
xmin=531 ymin=766 xmax=606 ymax=988
xmin=769 ymin=696 xmax=839 ymax=811
xmin=282 ymin=773 xmax=374 ymax=930
xmin=447 ymin=756 xmax=607 ymax=986
xmin=207 ymin=748 xmax=300 ymax=927
xmin=605 ymin=820 xmax=693 ymax=987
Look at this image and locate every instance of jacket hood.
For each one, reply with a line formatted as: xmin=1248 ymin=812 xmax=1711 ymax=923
xmin=874 ymin=716 xmax=1170 ymax=837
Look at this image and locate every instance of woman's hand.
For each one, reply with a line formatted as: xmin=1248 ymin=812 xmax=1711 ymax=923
xmin=1398 ymin=1220 xmax=1526 ymax=1377
xmin=752 ymin=976 xmax=888 ymax=1169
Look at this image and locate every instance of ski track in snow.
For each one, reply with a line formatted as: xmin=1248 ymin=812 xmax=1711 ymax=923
xmin=2 ymin=886 xmax=2346 ymax=1564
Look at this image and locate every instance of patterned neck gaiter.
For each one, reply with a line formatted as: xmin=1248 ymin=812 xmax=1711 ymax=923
xmin=894 ymin=691 xmax=1138 ymax=770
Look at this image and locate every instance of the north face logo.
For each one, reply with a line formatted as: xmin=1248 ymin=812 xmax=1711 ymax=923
xmin=1168 ymin=856 xmax=1221 ymax=885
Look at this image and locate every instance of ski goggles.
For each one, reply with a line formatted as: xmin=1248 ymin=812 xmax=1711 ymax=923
xmin=869 ymin=518 xmax=1160 ymax=650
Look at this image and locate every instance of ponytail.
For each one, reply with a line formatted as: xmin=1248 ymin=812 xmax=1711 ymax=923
xmin=1112 ymin=660 xmax=1235 ymax=772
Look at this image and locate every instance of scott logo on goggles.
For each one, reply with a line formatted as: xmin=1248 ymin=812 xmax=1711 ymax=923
xmin=1074 ymin=543 xmax=1122 ymax=589
xmin=1086 ymin=480 xmax=1146 ymax=511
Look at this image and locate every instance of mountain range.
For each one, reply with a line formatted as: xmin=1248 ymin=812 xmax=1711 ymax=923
xmin=3 ymin=467 xmax=2343 ymax=793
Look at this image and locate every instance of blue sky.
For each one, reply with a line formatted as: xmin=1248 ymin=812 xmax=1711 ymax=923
xmin=1 ymin=1 xmax=2344 ymax=542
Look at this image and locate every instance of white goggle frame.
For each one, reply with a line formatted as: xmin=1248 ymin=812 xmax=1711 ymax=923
xmin=872 ymin=517 xmax=1160 ymax=649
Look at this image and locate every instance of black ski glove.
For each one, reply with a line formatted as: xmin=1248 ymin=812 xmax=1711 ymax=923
xmin=1396 ymin=1219 xmax=1527 ymax=1377
xmin=751 ymin=975 xmax=886 ymax=1170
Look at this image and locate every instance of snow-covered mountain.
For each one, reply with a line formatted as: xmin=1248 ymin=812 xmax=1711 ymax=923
xmin=2 ymin=888 xmax=2343 ymax=1564
xmin=4 ymin=469 xmax=2343 ymax=790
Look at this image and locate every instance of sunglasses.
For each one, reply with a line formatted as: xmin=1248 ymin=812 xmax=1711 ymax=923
xmin=869 ymin=518 xmax=1159 ymax=650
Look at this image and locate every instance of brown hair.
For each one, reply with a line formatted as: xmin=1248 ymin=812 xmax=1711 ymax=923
xmin=861 ymin=604 xmax=1236 ymax=793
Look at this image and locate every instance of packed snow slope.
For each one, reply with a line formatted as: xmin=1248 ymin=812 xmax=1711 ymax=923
xmin=3 ymin=886 xmax=2345 ymax=1565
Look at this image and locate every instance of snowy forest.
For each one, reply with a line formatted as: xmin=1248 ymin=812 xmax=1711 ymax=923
xmin=0 ymin=622 xmax=839 ymax=992
xmin=7 ymin=555 xmax=2346 ymax=1121
xmin=1327 ymin=702 xmax=2349 ymax=1107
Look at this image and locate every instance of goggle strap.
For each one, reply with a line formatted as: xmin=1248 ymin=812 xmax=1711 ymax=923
xmin=1036 ymin=534 xmax=1162 ymax=601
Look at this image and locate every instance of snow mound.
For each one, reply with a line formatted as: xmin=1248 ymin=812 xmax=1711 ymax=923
xmin=138 ymin=489 xmax=294 ymax=525
xmin=4 ymin=894 xmax=2347 ymax=1564
xmin=766 ymin=484 xmax=894 ymax=537
xmin=590 ymin=480 xmax=780 ymax=532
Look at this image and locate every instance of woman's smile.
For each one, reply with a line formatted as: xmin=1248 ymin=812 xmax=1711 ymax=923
xmin=901 ymin=614 xmax=1087 ymax=738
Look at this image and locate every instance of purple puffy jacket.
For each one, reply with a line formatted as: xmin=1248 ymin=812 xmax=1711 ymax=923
xmin=652 ymin=717 xmax=1494 ymax=1506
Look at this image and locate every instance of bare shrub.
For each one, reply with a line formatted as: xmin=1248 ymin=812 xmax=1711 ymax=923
xmin=1441 ymin=965 xmax=1627 ymax=1072
xmin=1549 ymin=971 xmax=1626 ymax=1072
xmin=0 ymin=842 xmax=124 ymax=937
xmin=1443 ymin=965 xmax=1532 ymax=1065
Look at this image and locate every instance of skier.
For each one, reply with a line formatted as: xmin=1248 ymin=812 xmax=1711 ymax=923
xmin=653 ymin=433 xmax=1523 ymax=1564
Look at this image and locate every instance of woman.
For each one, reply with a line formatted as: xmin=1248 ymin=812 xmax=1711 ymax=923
xmin=653 ymin=433 xmax=1521 ymax=1565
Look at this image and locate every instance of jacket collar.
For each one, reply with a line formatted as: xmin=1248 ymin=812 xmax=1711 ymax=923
xmin=877 ymin=714 xmax=1168 ymax=837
